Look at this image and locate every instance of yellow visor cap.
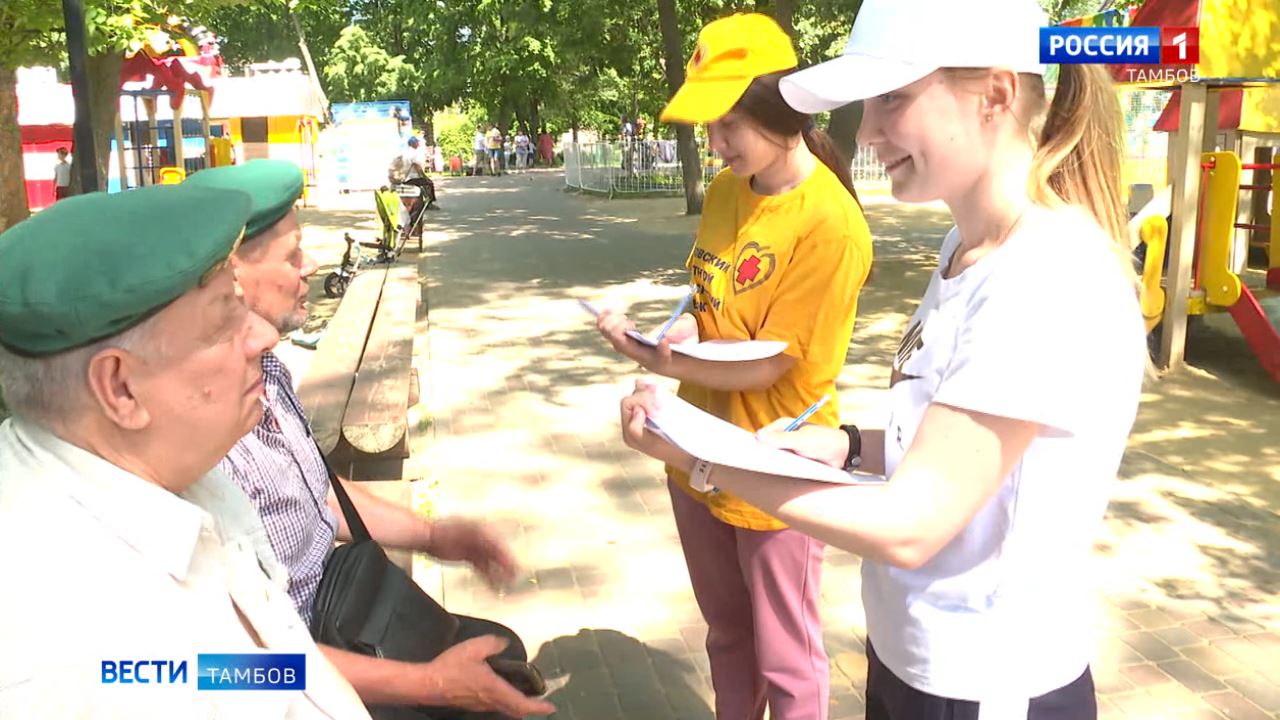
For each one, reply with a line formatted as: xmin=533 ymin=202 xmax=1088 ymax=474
xmin=660 ymin=13 xmax=799 ymax=124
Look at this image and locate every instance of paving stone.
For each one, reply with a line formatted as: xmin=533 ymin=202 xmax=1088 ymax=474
xmin=1157 ymin=659 xmax=1227 ymax=693
xmin=1121 ymin=663 xmax=1175 ymax=688
xmin=829 ymin=690 xmax=865 ymax=719
xmin=1242 ymin=632 xmax=1280 ymax=653
xmin=1223 ymin=674 xmax=1280 ymax=714
xmin=679 ymin=625 xmax=708 ymax=654
xmin=1180 ymin=644 xmax=1250 ymax=678
xmin=1097 ymin=696 xmax=1126 ymax=720
xmin=1130 ymin=608 xmax=1180 ymax=630
xmin=1200 ymin=690 xmax=1272 ymax=720
xmin=1094 ymin=667 xmax=1136 ymax=696
xmin=1210 ymin=637 xmax=1272 ymax=669
xmin=832 ymin=650 xmax=868 ymax=688
xmin=1155 ymin=625 xmax=1209 ymax=649
xmin=1184 ymin=618 xmax=1239 ymax=640
xmin=1122 ymin=630 xmax=1182 ymax=662
xmin=663 ymin=682 xmax=715 ymax=720
xmin=1211 ymin=613 xmax=1265 ymax=635
xmin=645 ymin=636 xmax=691 ymax=661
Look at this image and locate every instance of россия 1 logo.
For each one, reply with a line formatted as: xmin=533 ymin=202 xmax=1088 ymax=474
xmin=1040 ymin=26 xmax=1200 ymax=82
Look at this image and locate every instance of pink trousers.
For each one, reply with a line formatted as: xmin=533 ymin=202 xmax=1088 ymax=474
xmin=668 ymin=479 xmax=829 ymax=720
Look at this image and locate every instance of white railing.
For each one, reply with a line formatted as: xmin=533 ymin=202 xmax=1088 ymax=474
xmin=563 ymin=140 xmax=890 ymax=195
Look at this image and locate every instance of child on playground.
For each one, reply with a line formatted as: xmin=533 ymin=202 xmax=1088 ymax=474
xmin=617 ymin=1 xmax=1148 ymax=718
xmin=594 ymin=13 xmax=873 ymax=720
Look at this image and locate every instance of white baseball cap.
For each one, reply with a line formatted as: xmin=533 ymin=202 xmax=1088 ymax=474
xmin=779 ymin=0 xmax=1048 ymax=114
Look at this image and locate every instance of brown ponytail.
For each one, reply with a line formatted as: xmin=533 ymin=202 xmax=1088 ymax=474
xmin=733 ymin=72 xmax=860 ymax=205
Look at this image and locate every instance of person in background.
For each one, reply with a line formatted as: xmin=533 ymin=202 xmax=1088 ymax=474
xmin=53 ymin=147 xmax=72 ymax=201
xmin=473 ymin=125 xmax=488 ymax=176
xmin=486 ymin=124 xmax=503 ymax=176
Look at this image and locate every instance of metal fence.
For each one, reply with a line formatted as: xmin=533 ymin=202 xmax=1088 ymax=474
xmin=563 ymin=139 xmax=889 ymax=195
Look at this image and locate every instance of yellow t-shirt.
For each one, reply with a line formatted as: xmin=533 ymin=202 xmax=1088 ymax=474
xmin=669 ymin=163 xmax=873 ymax=531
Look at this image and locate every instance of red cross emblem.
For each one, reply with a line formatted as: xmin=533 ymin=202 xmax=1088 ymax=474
xmin=736 ymin=256 xmax=762 ymax=285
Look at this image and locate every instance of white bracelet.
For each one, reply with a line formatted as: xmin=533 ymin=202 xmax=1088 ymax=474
xmin=690 ymin=458 xmax=716 ymax=493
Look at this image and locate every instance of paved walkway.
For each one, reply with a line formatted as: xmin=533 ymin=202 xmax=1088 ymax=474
xmin=307 ymin=170 xmax=1280 ymax=719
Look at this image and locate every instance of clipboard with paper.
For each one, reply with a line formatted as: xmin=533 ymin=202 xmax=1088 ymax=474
xmin=579 ymin=299 xmax=788 ymax=362
xmin=644 ymin=387 xmax=887 ymax=485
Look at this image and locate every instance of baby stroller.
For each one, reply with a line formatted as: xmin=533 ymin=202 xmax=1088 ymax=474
xmin=322 ymin=188 xmax=417 ymax=298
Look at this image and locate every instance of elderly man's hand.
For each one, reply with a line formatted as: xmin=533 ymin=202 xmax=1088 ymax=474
xmin=425 ymin=517 xmax=519 ymax=589
xmin=422 ymin=636 xmax=556 ymax=717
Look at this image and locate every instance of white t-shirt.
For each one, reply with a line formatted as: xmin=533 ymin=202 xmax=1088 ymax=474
xmin=473 ymin=131 xmax=486 ymax=152
xmin=863 ymin=204 xmax=1148 ymax=704
xmin=54 ymin=160 xmax=71 ymax=187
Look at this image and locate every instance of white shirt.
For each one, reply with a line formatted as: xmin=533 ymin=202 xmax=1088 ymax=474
xmin=864 ymin=205 xmax=1147 ymax=704
xmin=401 ymin=148 xmax=424 ymax=180
xmin=54 ymin=160 xmax=72 ymax=187
xmin=0 ymin=418 xmax=371 ymax=719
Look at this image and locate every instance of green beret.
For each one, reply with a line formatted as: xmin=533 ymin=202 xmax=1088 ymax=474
xmin=185 ymin=159 xmax=304 ymax=240
xmin=0 ymin=185 xmax=252 ymax=357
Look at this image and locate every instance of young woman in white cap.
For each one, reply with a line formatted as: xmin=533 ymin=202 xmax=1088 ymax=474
xmin=594 ymin=12 xmax=873 ymax=720
xmin=615 ymin=0 xmax=1148 ymax=718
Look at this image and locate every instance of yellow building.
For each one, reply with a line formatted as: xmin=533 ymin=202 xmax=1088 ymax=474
xmin=207 ymin=64 xmax=325 ymax=181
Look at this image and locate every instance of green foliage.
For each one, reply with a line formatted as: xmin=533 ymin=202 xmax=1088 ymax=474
xmin=321 ymin=24 xmax=414 ymax=103
xmin=1040 ymin=0 xmax=1146 ymax=23
xmin=432 ymin=105 xmax=483 ymax=164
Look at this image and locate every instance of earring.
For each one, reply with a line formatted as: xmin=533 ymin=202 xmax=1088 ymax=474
xmin=984 ymin=112 xmax=994 ymax=123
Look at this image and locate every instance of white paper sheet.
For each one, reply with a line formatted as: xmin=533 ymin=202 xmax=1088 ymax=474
xmin=578 ymin=299 xmax=788 ymax=362
xmin=646 ymin=388 xmax=886 ymax=486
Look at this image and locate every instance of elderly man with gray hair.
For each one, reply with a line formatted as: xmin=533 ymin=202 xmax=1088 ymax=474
xmin=0 ymin=185 xmax=371 ymax=718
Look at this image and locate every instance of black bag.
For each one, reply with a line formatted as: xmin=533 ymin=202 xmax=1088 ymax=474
xmin=308 ymin=446 xmax=547 ymax=704
xmin=310 ymin=454 xmax=459 ymax=661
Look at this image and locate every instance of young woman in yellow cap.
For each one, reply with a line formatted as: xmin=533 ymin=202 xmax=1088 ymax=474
xmin=595 ymin=12 xmax=872 ymax=720
xmin=616 ymin=0 xmax=1149 ymax=718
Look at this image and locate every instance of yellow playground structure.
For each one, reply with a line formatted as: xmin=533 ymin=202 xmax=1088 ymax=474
xmin=1112 ymin=0 xmax=1280 ymax=381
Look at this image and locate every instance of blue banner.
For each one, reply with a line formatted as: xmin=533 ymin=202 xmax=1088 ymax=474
xmin=196 ymin=653 xmax=306 ymax=691
xmin=1040 ymin=27 xmax=1160 ymax=64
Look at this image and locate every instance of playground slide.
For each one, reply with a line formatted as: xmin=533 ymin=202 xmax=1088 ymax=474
xmin=1227 ymin=288 xmax=1280 ymax=382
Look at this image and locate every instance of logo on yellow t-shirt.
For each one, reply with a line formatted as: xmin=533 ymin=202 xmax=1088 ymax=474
xmin=733 ymin=241 xmax=776 ymax=294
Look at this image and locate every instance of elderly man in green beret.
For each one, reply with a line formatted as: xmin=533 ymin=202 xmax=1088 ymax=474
xmin=187 ymin=160 xmax=553 ymax=719
xmin=0 ymin=185 xmax=372 ymax=717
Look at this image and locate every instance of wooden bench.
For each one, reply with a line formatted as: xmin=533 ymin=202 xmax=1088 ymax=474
xmin=298 ymin=263 xmax=421 ymax=480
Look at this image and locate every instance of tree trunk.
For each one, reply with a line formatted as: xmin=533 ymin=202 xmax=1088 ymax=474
xmin=0 ymin=67 xmax=29 ymax=232
xmin=826 ymin=102 xmax=863 ymax=167
xmin=657 ymin=0 xmax=703 ymax=215
xmin=77 ymin=52 xmax=122 ymax=193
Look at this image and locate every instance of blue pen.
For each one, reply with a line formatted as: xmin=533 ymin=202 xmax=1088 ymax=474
xmin=652 ymin=290 xmax=693 ymax=344
xmin=783 ymin=395 xmax=830 ymax=432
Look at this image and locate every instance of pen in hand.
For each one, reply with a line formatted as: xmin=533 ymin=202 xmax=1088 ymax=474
xmin=783 ymin=395 xmax=831 ymax=432
xmin=652 ymin=290 xmax=693 ymax=344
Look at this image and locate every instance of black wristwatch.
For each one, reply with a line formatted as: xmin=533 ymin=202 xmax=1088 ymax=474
xmin=840 ymin=424 xmax=862 ymax=471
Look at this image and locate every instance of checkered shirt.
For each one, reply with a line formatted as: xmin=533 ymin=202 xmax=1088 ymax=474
xmin=218 ymin=352 xmax=338 ymax=626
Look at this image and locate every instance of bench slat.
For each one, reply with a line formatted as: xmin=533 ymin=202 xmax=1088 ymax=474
xmin=342 ymin=265 xmax=418 ymax=454
xmin=298 ymin=267 xmax=389 ymax=454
